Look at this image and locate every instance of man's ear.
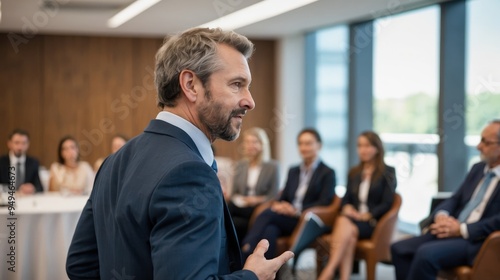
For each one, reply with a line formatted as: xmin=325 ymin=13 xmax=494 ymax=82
xmin=179 ymin=70 xmax=200 ymax=103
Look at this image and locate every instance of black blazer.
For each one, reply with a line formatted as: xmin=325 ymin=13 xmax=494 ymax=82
xmin=279 ymin=161 xmax=336 ymax=210
xmin=0 ymin=155 xmax=43 ymax=192
xmin=342 ymin=165 xmax=397 ymax=220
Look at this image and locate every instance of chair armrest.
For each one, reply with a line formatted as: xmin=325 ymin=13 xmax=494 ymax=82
xmin=471 ymin=230 xmax=500 ymax=280
xmin=369 ymin=193 xmax=402 ymax=261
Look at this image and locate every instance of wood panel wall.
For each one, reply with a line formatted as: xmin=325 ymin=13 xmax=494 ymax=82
xmin=0 ymin=34 xmax=276 ymax=168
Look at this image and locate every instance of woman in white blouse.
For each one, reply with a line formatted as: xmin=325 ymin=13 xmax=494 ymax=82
xmin=228 ymin=127 xmax=279 ymax=243
xmin=318 ymin=131 xmax=397 ymax=280
xmin=49 ymin=136 xmax=94 ymax=195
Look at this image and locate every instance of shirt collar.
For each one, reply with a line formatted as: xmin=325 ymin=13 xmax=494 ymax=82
xmin=9 ymin=151 xmax=26 ymax=165
xmin=301 ymin=157 xmax=321 ymax=173
xmin=484 ymin=164 xmax=500 ymax=178
xmin=156 ymin=111 xmax=214 ymax=166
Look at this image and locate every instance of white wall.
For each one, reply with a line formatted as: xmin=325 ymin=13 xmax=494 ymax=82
xmin=275 ymin=34 xmax=306 ymax=188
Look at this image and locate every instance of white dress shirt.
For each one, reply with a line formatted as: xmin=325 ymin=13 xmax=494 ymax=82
xmin=358 ymin=176 xmax=371 ymax=214
xmin=246 ymin=165 xmax=262 ymax=196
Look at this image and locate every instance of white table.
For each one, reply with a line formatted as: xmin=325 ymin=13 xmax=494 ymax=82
xmin=0 ymin=193 xmax=88 ymax=280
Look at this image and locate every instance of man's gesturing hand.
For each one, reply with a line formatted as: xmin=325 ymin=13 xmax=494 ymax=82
xmin=243 ymin=239 xmax=294 ymax=280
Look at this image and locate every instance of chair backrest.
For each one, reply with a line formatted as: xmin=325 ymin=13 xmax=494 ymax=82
xmin=370 ymin=193 xmax=402 ymax=261
xmin=471 ymin=230 xmax=500 ymax=280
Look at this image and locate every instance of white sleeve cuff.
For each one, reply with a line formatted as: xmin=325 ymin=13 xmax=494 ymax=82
xmin=460 ymin=223 xmax=469 ymax=239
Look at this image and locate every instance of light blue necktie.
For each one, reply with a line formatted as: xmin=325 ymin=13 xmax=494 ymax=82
xmin=458 ymin=172 xmax=495 ymax=222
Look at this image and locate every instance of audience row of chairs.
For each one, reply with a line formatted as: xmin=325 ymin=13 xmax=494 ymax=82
xmin=250 ymin=193 xmax=499 ymax=280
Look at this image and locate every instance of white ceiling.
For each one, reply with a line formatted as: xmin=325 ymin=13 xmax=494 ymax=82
xmin=1 ymin=0 xmax=449 ymax=39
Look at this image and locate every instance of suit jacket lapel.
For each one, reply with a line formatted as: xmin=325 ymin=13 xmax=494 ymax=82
xmin=304 ymin=162 xmax=323 ymax=201
xmin=241 ymin=161 xmax=249 ymax=195
xmin=351 ymin=173 xmax=362 ymax=199
xmin=255 ymin=162 xmax=270 ymax=195
xmin=483 ymin=180 xmax=500 ymax=214
xmin=222 ymin=200 xmax=243 ymax=271
xmin=25 ymin=157 xmax=33 ymax=180
xmin=465 ymin=168 xmax=488 ymax=201
xmin=288 ymin=167 xmax=301 ymax=201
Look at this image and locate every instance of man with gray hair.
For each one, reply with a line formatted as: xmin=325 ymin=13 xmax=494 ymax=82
xmin=391 ymin=120 xmax=500 ymax=280
xmin=67 ymin=27 xmax=293 ymax=280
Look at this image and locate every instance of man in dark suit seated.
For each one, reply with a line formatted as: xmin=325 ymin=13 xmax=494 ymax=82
xmin=0 ymin=129 xmax=43 ymax=194
xmin=391 ymin=119 xmax=500 ymax=280
xmin=66 ymin=27 xmax=293 ymax=280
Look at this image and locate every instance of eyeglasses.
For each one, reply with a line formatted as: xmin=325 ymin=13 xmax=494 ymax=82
xmin=480 ymin=137 xmax=500 ymax=146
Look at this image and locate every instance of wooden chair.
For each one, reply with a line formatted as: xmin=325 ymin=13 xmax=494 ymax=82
xmin=248 ymin=195 xmax=341 ymax=257
xmin=316 ymin=193 xmax=402 ymax=280
xmin=438 ymin=230 xmax=500 ymax=280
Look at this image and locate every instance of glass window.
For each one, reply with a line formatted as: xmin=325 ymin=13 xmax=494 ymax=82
xmin=308 ymin=26 xmax=349 ymax=187
xmin=466 ymin=0 xmax=500 ymax=166
xmin=373 ymin=6 xmax=440 ymax=232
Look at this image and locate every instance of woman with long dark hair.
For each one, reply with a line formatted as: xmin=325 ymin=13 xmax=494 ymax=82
xmin=318 ymin=131 xmax=397 ymax=280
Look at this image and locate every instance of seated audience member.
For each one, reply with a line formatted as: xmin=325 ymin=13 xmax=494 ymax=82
xmin=241 ymin=128 xmax=336 ymax=259
xmin=318 ymin=131 xmax=397 ymax=280
xmin=94 ymin=134 xmax=128 ymax=172
xmin=0 ymin=129 xmax=44 ymax=194
xmin=49 ymin=136 xmax=94 ymax=195
xmin=391 ymin=119 xmax=500 ymax=280
xmin=228 ymin=127 xmax=280 ymax=243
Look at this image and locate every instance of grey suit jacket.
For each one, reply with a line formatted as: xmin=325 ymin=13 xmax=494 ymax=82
xmin=231 ymin=160 xmax=279 ymax=200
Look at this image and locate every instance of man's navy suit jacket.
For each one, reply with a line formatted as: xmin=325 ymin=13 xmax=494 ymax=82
xmin=67 ymin=120 xmax=257 ymax=280
xmin=0 ymin=155 xmax=43 ymax=192
xmin=429 ymin=162 xmax=500 ymax=256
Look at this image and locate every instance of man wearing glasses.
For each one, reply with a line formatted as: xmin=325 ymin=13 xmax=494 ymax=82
xmin=391 ymin=119 xmax=500 ymax=280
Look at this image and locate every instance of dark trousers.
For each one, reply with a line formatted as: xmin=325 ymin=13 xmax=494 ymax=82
xmin=391 ymin=233 xmax=480 ymax=280
xmin=228 ymin=202 xmax=256 ymax=244
xmin=242 ymin=208 xmax=299 ymax=260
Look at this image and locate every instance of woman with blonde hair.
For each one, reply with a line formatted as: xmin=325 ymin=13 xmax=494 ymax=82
xmin=228 ymin=127 xmax=279 ymax=243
